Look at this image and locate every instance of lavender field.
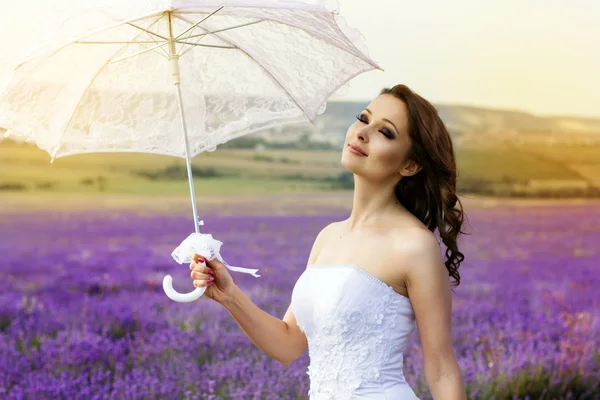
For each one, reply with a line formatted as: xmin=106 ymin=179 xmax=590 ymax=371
xmin=0 ymin=195 xmax=599 ymax=399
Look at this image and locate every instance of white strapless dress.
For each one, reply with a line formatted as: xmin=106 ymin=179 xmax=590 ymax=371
xmin=291 ymin=264 xmax=420 ymax=400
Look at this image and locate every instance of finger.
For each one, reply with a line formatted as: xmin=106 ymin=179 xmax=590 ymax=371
xmin=192 ymin=253 xmax=207 ymax=263
xmin=190 ymin=270 xmax=215 ymax=281
xmin=193 ymin=279 xmax=214 ymax=288
xmin=190 ymin=257 xmax=208 ymax=270
xmin=191 ymin=263 xmax=213 ymax=274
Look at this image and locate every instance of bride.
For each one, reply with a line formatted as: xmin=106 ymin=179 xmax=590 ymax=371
xmin=190 ymin=84 xmax=468 ymax=400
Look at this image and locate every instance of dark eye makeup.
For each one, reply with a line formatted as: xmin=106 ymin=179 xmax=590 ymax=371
xmin=355 ymin=113 xmax=395 ymax=139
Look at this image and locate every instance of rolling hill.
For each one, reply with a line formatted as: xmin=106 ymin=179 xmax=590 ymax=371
xmin=1 ymin=101 xmax=599 ymax=198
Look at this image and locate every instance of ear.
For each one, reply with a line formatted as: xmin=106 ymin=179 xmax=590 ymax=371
xmin=399 ymin=159 xmax=422 ymax=177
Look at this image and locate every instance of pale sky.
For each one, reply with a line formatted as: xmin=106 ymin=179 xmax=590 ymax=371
xmin=1 ymin=0 xmax=599 ymax=118
xmin=337 ymin=0 xmax=600 ymax=118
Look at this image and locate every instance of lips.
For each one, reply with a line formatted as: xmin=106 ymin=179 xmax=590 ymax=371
xmin=348 ymin=144 xmax=367 ymax=156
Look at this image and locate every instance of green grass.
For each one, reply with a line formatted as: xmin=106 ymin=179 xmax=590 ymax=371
xmin=106 ymin=176 xmax=330 ymax=195
xmin=455 ymin=142 xmax=579 ymax=182
xmin=2 ymin=138 xmax=600 ymax=196
xmin=0 ymin=142 xmax=341 ymax=195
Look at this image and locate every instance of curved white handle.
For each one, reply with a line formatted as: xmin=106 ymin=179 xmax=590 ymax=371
xmin=162 ymin=274 xmax=206 ymax=302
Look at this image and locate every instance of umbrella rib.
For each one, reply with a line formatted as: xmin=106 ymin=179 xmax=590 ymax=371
xmin=173 ymin=15 xmax=264 ymax=57
xmin=181 ymin=11 xmax=380 ymax=70
xmin=126 ymin=22 xmax=169 ymax=42
xmin=143 ymin=37 xmax=170 ymax=57
xmin=175 ymin=6 xmax=224 ymax=40
xmin=96 ymin=13 xmax=170 ymax=58
xmin=174 ymin=14 xmax=314 ymax=124
xmin=238 ymin=47 xmax=315 ymax=124
xmin=173 ymin=13 xmax=236 ymax=56
xmin=51 ymin=18 xmax=165 ymax=158
xmin=175 ymin=42 xmax=236 ymax=49
xmin=144 ymin=17 xmax=171 ymax=57
xmin=108 ymin=42 xmax=170 ymax=64
xmin=179 ymin=20 xmax=265 ymax=41
xmin=52 ymin=60 xmax=119 ymax=158
xmin=173 ymin=14 xmax=209 ymax=56
xmin=271 ymin=16 xmax=381 ymax=70
xmin=15 ymin=10 xmax=166 ymax=70
xmin=92 ymin=14 xmax=171 ymax=60
xmin=76 ymin=41 xmax=162 ymax=44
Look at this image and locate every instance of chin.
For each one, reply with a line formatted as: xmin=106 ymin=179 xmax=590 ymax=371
xmin=340 ymin=155 xmax=360 ymax=173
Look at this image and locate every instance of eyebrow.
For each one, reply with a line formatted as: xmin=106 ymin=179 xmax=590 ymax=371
xmin=364 ymin=108 xmax=398 ymax=134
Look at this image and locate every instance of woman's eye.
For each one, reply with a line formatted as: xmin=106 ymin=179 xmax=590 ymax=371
xmin=355 ymin=114 xmax=393 ymax=139
xmin=380 ymin=129 xmax=393 ymax=139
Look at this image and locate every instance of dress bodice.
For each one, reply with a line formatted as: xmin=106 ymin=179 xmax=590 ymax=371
xmin=291 ymin=264 xmax=419 ymax=400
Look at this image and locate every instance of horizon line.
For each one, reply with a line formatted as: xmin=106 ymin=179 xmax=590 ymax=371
xmin=328 ymin=98 xmax=600 ymax=121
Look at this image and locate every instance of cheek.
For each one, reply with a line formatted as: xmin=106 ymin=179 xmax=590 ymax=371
xmin=346 ymin=123 xmax=358 ymax=137
xmin=374 ymin=146 xmax=405 ymax=169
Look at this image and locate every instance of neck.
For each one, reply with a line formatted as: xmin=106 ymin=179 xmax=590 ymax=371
xmin=345 ymin=175 xmax=404 ymax=232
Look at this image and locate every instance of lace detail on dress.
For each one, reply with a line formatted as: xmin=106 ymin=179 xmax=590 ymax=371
xmin=307 ymin=297 xmax=400 ymax=399
xmin=295 ymin=265 xmax=410 ymax=400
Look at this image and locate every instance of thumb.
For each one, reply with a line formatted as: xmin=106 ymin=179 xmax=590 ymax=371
xmin=192 ymin=253 xmax=208 ymax=263
xmin=192 ymin=253 xmax=225 ymax=271
xmin=206 ymin=257 xmax=226 ymax=271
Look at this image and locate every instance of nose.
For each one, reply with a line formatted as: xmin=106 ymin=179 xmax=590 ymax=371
xmin=356 ymin=129 xmax=368 ymax=142
xmin=355 ymin=124 xmax=369 ymax=139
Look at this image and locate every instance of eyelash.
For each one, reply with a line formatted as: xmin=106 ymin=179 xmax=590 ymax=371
xmin=355 ymin=114 xmax=394 ymax=139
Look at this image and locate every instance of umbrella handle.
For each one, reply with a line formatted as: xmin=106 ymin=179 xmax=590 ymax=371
xmin=162 ymin=274 xmax=206 ymax=302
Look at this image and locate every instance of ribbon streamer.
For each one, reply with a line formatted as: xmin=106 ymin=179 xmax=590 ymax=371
xmin=171 ymin=231 xmax=261 ymax=277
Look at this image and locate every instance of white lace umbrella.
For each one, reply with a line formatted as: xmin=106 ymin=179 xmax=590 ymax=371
xmin=0 ymin=0 xmax=381 ymax=302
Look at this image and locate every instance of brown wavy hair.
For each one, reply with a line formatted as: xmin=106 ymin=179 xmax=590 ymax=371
xmin=381 ymin=84 xmax=467 ymax=288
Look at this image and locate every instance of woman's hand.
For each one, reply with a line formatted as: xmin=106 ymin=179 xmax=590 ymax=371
xmin=189 ymin=253 xmax=237 ymax=304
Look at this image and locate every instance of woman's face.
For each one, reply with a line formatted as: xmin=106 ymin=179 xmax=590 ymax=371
xmin=341 ymin=93 xmax=418 ymax=182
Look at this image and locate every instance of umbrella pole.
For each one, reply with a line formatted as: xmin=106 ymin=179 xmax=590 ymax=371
xmin=175 ymin=84 xmax=200 ymax=235
xmin=168 ymin=11 xmax=200 ymax=235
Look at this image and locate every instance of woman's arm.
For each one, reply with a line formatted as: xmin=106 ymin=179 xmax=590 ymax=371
xmin=402 ymin=229 xmax=467 ymax=400
xmin=220 ymin=223 xmax=333 ymax=365
xmin=221 ymin=288 xmax=307 ymax=365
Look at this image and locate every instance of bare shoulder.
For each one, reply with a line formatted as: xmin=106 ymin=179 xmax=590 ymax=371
xmin=393 ymin=226 xmax=447 ymax=286
xmin=315 ymin=221 xmax=342 ymax=243
xmin=306 ymin=221 xmax=341 ymax=265
xmin=393 ymin=225 xmax=440 ymax=255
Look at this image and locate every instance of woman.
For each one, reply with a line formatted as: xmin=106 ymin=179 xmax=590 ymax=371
xmin=190 ymin=84 xmax=468 ymax=400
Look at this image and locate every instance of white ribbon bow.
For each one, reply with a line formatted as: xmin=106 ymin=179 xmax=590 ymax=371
xmin=171 ymin=231 xmax=261 ymax=278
